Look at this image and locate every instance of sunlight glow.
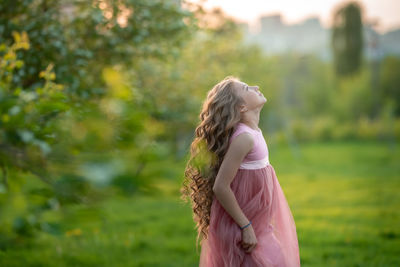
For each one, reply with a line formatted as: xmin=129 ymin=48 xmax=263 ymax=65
xmin=187 ymin=0 xmax=400 ymax=33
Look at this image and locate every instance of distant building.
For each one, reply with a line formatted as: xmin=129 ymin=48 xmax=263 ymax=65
xmin=381 ymin=29 xmax=400 ymax=56
xmin=241 ymin=14 xmax=400 ymax=60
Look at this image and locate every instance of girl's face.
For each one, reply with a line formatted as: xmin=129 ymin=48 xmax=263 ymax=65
xmin=235 ymin=81 xmax=266 ymax=111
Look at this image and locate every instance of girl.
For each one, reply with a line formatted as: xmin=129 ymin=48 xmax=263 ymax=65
xmin=181 ymin=76 xmax=300 ymax=266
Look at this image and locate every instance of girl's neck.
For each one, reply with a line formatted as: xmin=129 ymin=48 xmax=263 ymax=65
xmin=239 ymin=120 xmax=260 ymax=131
xmin=240 ymin=112 xmax=260 ymax=131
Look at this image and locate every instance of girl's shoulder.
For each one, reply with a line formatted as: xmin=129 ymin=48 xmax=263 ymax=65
xmin=229 ymin=123 xmax=258 ymax=144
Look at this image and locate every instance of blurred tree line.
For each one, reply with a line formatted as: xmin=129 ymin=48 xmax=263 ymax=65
xmin=0 ymin=0 xmax=399 ymax=248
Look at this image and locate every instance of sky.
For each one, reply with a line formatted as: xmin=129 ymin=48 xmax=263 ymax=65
xmin=187 ymin=0 xmax=400 ymax=33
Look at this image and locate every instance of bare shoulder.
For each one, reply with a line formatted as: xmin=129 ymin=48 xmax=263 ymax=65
xmin=226 ymin=132 xmax=254 ymax=159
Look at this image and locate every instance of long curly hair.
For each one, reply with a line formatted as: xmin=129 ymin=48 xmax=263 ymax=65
xmin=180 ymin=76 xmax=245 ymax=253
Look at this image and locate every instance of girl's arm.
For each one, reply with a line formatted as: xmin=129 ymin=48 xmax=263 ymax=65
xmin=212 ymin=132 xmax=254 ymax=228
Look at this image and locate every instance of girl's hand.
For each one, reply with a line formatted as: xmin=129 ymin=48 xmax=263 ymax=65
xmin=240 ymin=225 xmax=258 ymax=253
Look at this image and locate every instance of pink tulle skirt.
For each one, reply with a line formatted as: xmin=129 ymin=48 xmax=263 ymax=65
xmin=199 ymin=164 xmax=300 ymax=267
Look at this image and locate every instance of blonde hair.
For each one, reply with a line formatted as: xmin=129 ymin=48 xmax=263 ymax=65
xmin=180 ymin=76 xmax=245 ymax=253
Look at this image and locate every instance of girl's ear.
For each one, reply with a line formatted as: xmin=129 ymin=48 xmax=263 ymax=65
xmin=240 ymin=104 xmax=247 ymax=113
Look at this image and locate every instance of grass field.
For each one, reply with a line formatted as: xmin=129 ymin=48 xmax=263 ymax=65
xmin=0 ymin=140 xmax=399 ymax=266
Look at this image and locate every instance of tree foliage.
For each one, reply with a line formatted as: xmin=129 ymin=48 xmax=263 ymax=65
xmin=0 ymin=0 xmax=193 ymax=96
xmin=331 ymin=1 xmax=364 ymax=77
xmin=0 ymin=0 xmax=195 ymax=244
xmin=379 ymin=56 xmax=400 ymax=116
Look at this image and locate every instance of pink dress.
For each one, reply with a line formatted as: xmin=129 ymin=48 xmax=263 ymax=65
xmin=199 ymin=122 xmax=300 ymax=267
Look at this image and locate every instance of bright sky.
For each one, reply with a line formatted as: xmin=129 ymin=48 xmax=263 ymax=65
xmin=187 ymin=0 xmax=400 ymax=33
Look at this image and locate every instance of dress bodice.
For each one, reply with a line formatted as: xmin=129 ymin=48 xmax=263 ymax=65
xmin=228 ymin=122 xmax=270 ymax=169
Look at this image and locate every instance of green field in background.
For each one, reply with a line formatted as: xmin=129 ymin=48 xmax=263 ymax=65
xmin=1 ymin=140 xmax=399 ymax=266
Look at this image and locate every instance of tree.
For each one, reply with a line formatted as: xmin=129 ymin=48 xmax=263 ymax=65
xmin=0 ymin=0 xmax=196 ymax=244
xmin=380 ymin=56 xmax=400 ymax=116
xmin=331 ymin=1 xmax=364 ymax=77
xmin=0 ymin=0 xmax=195 ymax=188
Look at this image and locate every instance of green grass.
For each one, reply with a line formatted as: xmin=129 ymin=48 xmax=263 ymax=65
xmin=0 ymin=140 xmax=399 ymax=266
